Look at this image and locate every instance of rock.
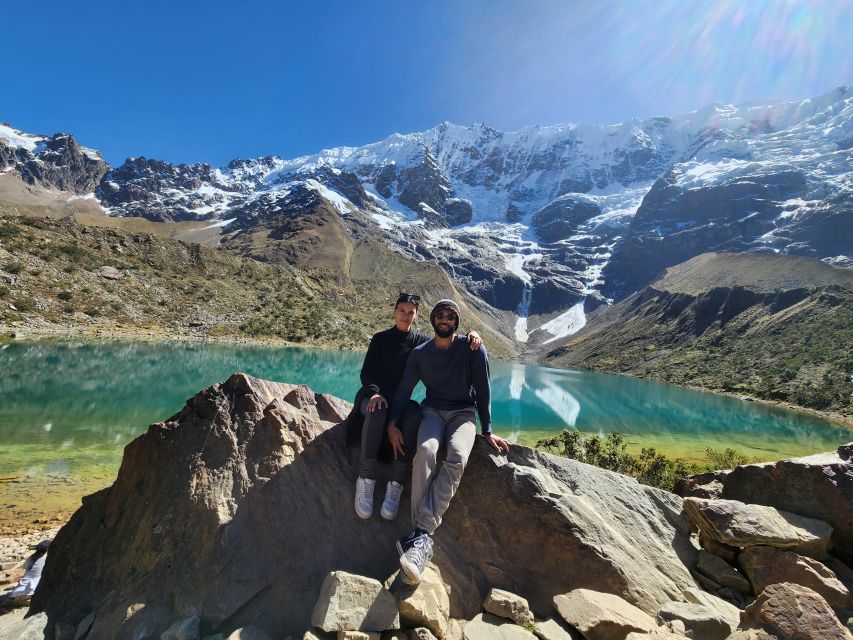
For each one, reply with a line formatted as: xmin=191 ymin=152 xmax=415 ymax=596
xmin=444 ymin=620 xmax=466 ymax=640
xmin=683 ymin=497 xmax=833 ymax=558
xmin=225 ymin=628 xmax=272 ymax=640
xmin=656 ymin=601 xmax=736 ymax=640
xmin=303 ymin=632 xmax=333 ymax=640
xmin=739 ymin=546 xmax=853 ymax=610
xmin=683 ymin=588 xmax=740 ymax=625
xmin=699 ymin=444 xmax=853 ymax=564
xmin=462 ymin=613 xmax=536 ymax=640
xmin=380 ymin=633 xmax=408 ymax=640
xmin=736 ymin=582 xmax=853 ymax=640
xmin=409 ymin=629 xmax=437 ymax=640
xmin=311 ymin=571 xmax=399 ymax=632
xmin=698 ymin=530 xmax=739 ymax=564
xmin=393 ymin=565 xmax=449 ymax=638
xmin=202 ymin=635 xmax=225 ymax=640
xmin=532 ymin=617 xmax=581 ymax=640
xmin=553 ymin=589 xmax=658 ymax=640
xmin=0 ymin=612 xmax=50 ymax=640
xmin=162 ymin=615 xmax=201 ymax=640
xmin=74 ymin=612 xmax=96 ymax=640
xmin=32 ymin=374 xmax=699 ymax=639
xmin=96 ymin=266 xmax=122 ymax=279
xmin=696 ymin=550 xmax=752 ymax=593
xmin=624 ymin=632 xmax=689 ymax=640
xmin=484 ymin=588 xmax=534 ymax=627
xmin=336 ymin=633 xmax=379 ymax=640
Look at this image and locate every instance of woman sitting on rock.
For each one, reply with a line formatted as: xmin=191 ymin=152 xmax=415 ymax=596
xmin=345 ymin=292 xmax=481 ymax=521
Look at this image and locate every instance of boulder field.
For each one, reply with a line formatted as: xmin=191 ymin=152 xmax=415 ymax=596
xmin=15 ymin=373 xmax=853 ymax=640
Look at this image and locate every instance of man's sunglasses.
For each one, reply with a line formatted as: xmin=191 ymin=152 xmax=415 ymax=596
xmin=434 ymin=311 xmax=457 ymax=321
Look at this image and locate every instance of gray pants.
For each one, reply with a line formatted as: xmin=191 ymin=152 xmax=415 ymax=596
xmin=411 ymin=406 xmax=477 ymax=534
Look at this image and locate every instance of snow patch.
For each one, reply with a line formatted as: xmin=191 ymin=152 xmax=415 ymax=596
xmin=539 ymin=303 xmax=587 ymax=343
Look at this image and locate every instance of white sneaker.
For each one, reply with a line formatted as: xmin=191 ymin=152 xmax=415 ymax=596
xmin=354 ymin=476 xmax=375 ymax=519
xmin=380 ymin=480 xmax=404 ymax=520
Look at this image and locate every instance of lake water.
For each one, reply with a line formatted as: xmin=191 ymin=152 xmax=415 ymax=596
xmin=1 ymin=340 xmax=850 ymax=529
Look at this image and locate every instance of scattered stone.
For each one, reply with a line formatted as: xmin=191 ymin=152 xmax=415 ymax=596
xmin=393 ymin=566 xmax=449 ymax=638
xmin=0 ymin=611 xmax=49 ymax=640
xmin=336 ymin=632 xmax=379 ymax=640
xmin=161 ymin=615 xmax=201 ymax=640
xmin=462 ymin=613 xmax=536 ymax=640
xmin=683 ymin=497 xmax=833 ymax=558
xmin=696 ymin=550 xmax=752 ymax=593
xmin=484 ymin=588 xmax=534 ymax=627
xmin=553 ymin=589 xmax=658 ymax=640
xmin=97 ymin=266 xmax=122 ymax=279
xmin=656 ymin=601 xmax=736 ymax=640
xmin=740 ymin=545 xmax=852 ymax=610
xmin=409 ymin=629 xmax=438 ymax=640
xmin=532 ymin=617 xmax=581 ymax=640
xmin=311 ymin=571 xmax=400 ymax=633
xmin=737 ymin=582 xmax=852 ymax=640
xmin=679 ymin=588 xmax=742 ymax=624
xmin=690 ymin=570 xmax=722 ymax=592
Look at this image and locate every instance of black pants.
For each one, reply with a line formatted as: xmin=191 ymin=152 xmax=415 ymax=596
xmin=359 ymin=399 xmax=421 ymax=483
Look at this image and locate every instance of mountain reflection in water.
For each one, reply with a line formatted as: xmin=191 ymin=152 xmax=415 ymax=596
xmin=0 ymin=340 xmax=850 ymax=468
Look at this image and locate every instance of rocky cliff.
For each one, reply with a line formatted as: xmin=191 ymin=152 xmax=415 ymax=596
xmin=31 ymin=374 xmax=702 ymax=639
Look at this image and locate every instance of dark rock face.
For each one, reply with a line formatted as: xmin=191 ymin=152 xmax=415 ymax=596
xmin=32 ymin=374 xmax=699 ymax=640
xmin=374 ymin=163 xmax=398 ymax=199
xmin=444 ymin=198 xmax=473 ymax=226
xmin=96 ymin=157 xmax=238 ymax=221
xmin=398 ymin=148 xmax=452 ymax=221
xmin=532 ymin=198 xmax=601 ymax=242
xmin=1 ymin=133 xmax=108 ymax=193
xmin=601 ymin=170 xmax=811 ymax=299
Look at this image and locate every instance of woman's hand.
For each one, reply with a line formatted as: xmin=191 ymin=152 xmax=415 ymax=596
xmin=367 ymin=394 xmax=388 ymax=412
xmin=468 ymin=330 xmax=483 ymax=350
xmin=388 ymin=422 xmax=405 ymax=459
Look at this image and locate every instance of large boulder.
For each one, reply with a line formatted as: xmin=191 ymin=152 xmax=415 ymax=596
xmin=681 ymin=444 xmax=853 ymax=564
xmin=739 ymin=546 xmax=852 ymax=610
xmin=732 ymin=583 xmax=853 ymax=640
xmin=32 ymin=374 xmax=700 ymax=639
xmin=553 ymin=589 xmax=658 ymax=640
xmin=683 ymin=497 xmax=833 ymax=558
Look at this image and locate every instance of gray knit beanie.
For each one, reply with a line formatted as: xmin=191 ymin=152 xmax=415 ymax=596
xmin=430 ymin=299 xmax=461 ymax=331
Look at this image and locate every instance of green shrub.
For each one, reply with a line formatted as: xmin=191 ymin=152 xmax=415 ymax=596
xmin=83 ymin=306 xmax=101 ymax=317
xmin=537 ymin=430 xmax=754 ymax=492
xmin=4 ymin=262 xmax=23 ymax=275
xmin=57 ymin=291 xmax=73 ymax=301
xmin=0 ymin=286 xmax=9 ymax=297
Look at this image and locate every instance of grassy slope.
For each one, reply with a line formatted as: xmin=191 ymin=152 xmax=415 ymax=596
xmin=546 ymin=253 xmax=853 ymax=419
xmin=0 ymin=210 xmax=516 ymax=358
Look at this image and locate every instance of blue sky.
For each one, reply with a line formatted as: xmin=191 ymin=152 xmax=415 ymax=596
xmin=4 ymin=0 xmax=851 ymax=167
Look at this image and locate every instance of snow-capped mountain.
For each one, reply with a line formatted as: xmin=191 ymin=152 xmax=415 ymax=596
xmin=2 ymin=86 xmax=850 ymax=346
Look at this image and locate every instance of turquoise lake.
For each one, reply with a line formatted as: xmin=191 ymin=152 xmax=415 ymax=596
xmin=1 ymin=340 xmax=850 ymax=526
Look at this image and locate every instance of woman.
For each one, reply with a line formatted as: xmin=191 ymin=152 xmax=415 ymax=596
xmin=346 ymin=292 xmax=480 ymax=521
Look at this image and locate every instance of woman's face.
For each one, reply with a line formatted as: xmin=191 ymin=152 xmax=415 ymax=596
xmin=394 ymin=302 xmax=418 ymax=332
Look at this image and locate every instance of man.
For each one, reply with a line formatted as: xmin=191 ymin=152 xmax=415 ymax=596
xmin=387 ymin=299 xmax=510 ymax=584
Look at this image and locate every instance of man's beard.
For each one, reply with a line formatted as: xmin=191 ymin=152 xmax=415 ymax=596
xmin=432 ymin=322 xmax=455 ymax=338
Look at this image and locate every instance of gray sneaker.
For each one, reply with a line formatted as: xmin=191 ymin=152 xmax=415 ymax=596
xmin=399 ymin=533 xmax=433 ymax=585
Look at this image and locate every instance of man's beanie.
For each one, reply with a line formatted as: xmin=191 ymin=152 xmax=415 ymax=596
xmin=430 ymin=299 xmax=461 ymax=331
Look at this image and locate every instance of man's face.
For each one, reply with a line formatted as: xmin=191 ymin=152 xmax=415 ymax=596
xmin=394 ymin=302 xmax=418 ymax=331
xmin=431 ymin=309 xmax=457 ymax=338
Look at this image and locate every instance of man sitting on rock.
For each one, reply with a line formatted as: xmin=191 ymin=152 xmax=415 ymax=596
xmin=387 ymin=299 xmax=510 ymax=584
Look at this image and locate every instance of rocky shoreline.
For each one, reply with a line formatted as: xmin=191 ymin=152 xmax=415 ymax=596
xmin=1 ymin=374 xmax=849 ymax=640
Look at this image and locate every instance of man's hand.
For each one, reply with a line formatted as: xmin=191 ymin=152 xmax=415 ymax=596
xmin=366 ymin=393 xmax=388 ymax=412
xmin=484 ymin=433 xmax=510 ymax=454
xmin=388 ymin=421 xmax=405 ymax=459
xmin=467 ymin=330 xmax=483 ymax=350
